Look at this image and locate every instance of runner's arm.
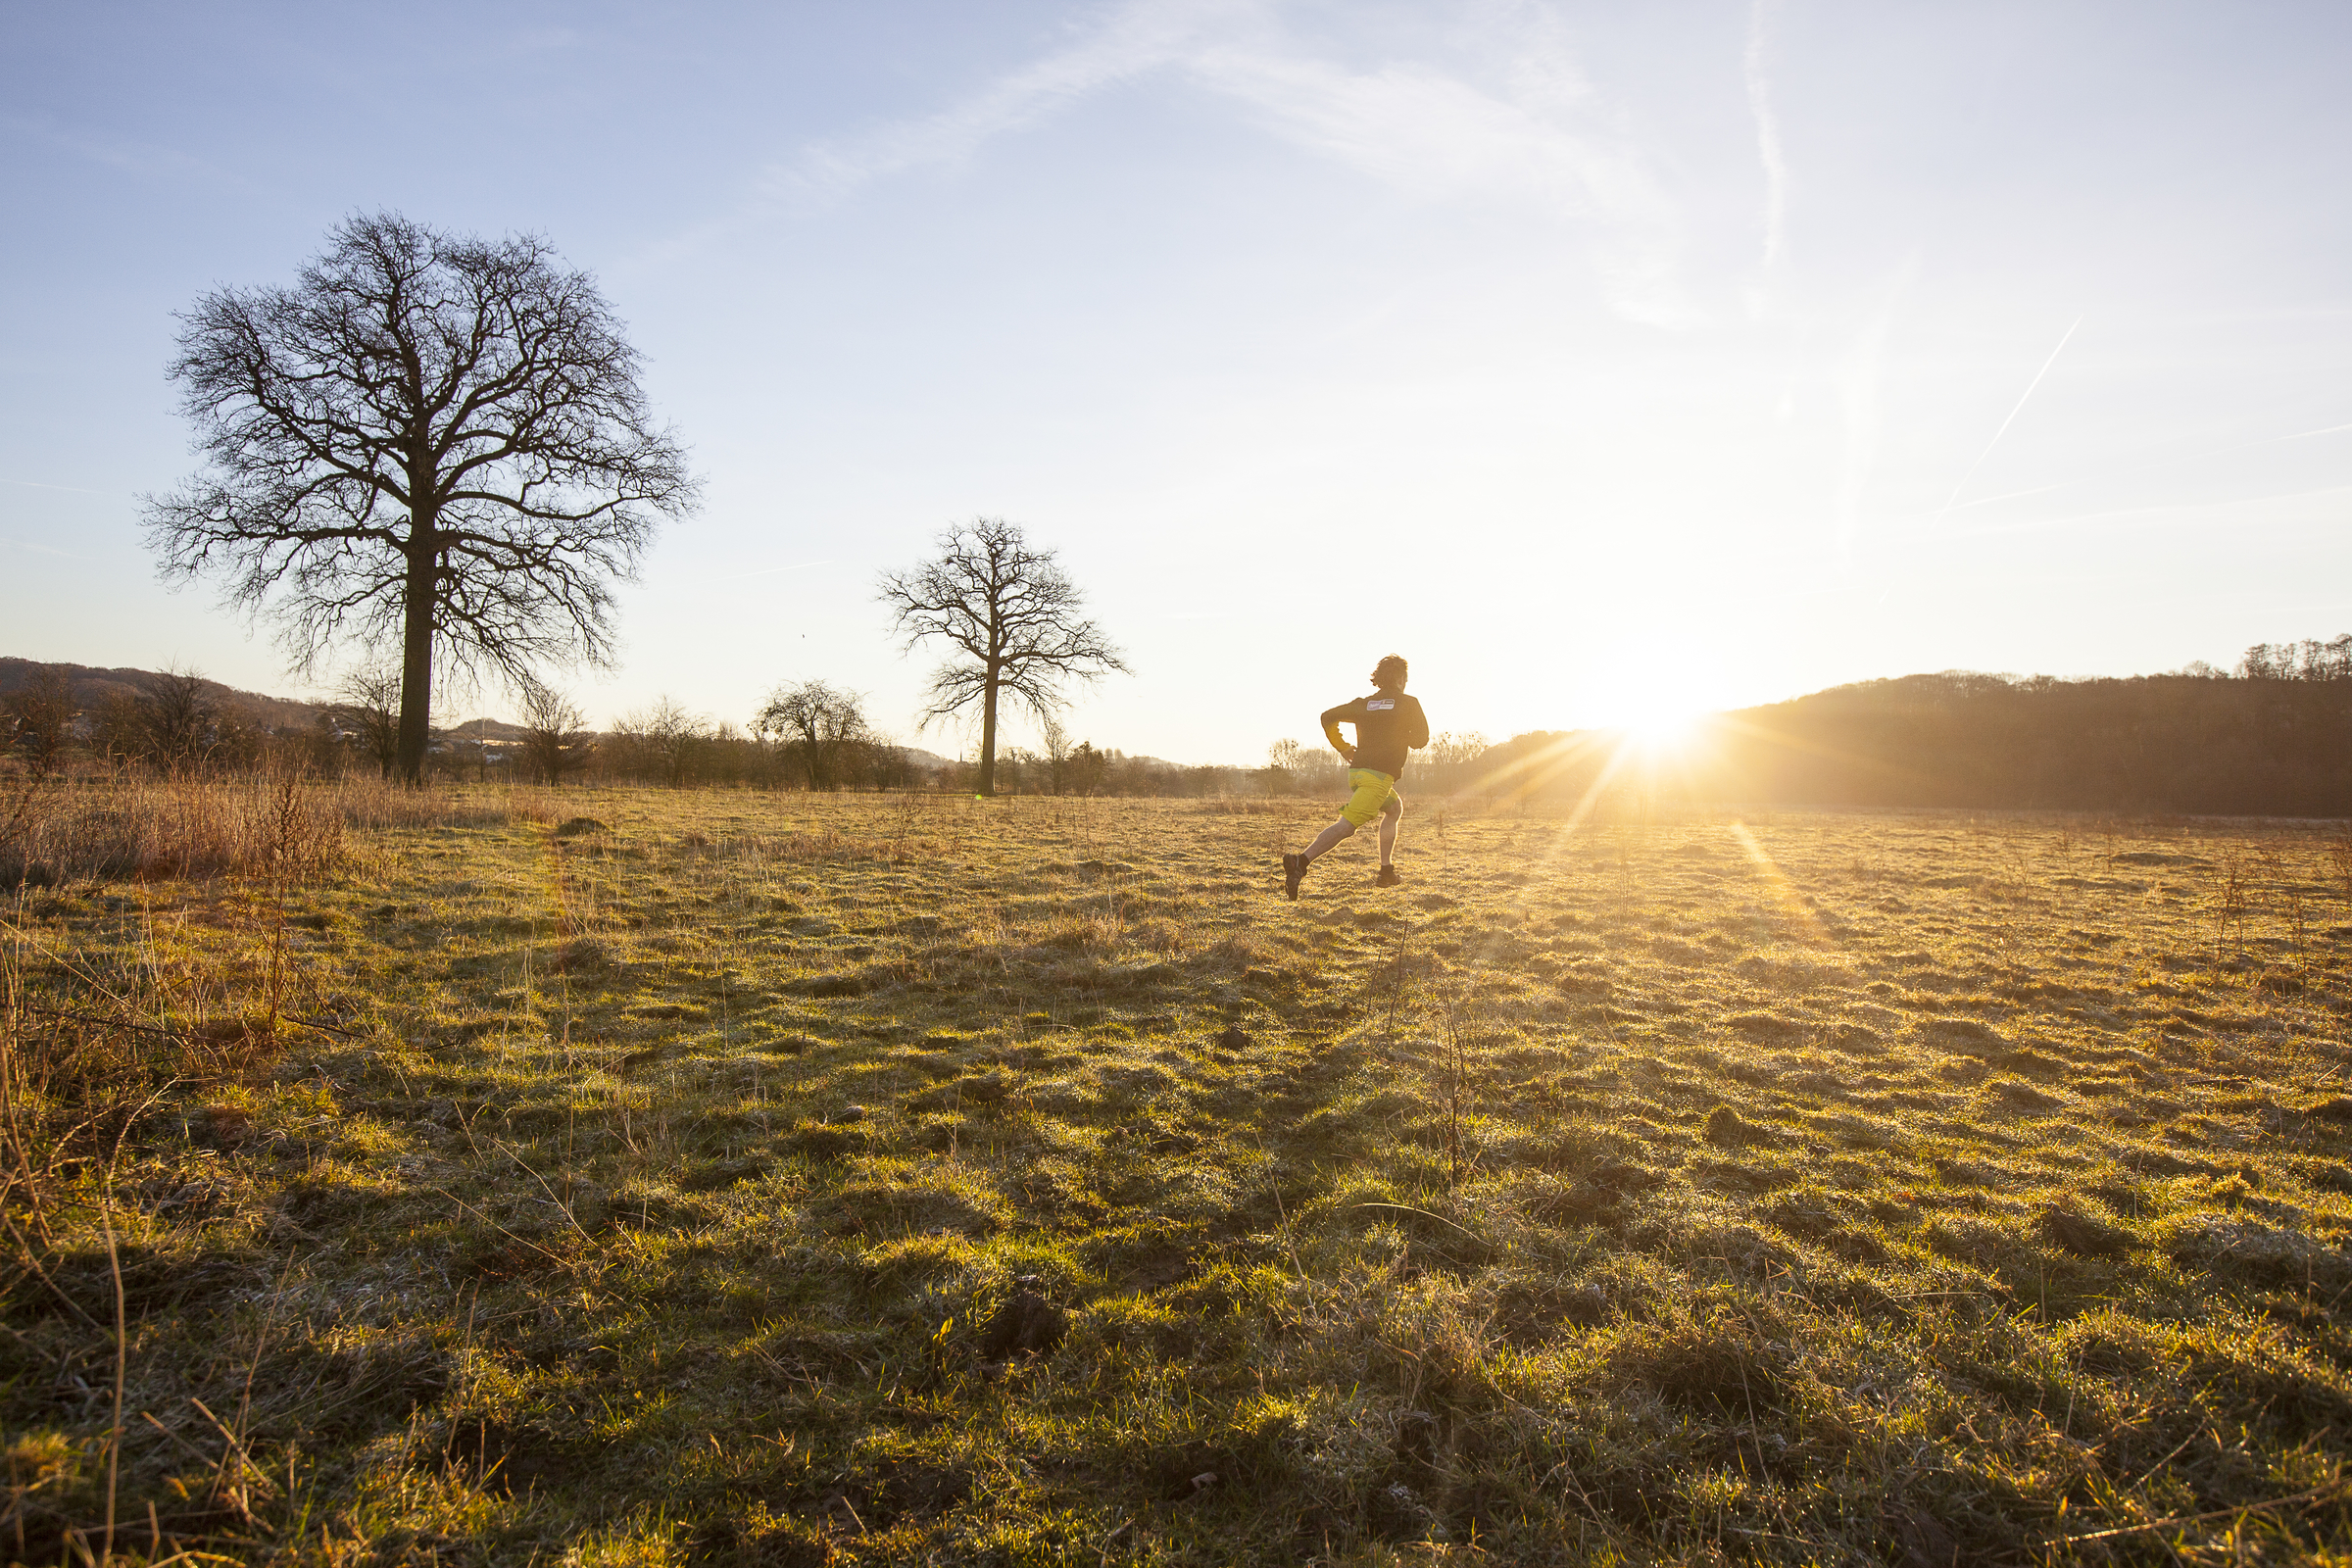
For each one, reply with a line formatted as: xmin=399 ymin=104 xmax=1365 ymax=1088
xmin=1406 ymin=698 xmax=1430 ymax=751
xmin=1320 ymin=706 xmax=1355 ymax=761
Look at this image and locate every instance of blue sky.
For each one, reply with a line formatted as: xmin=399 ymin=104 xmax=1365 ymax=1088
xmin=4 ymin=1 xmax=2349 ymax=763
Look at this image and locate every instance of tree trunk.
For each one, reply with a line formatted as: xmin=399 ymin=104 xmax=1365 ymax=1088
xmin=977 ymin=667 xmax=1000 ymax=797
xmin=802 ymin=721 xmax=826 ymax=790
xmin=395 ymin=541 xmax=436 ymax=784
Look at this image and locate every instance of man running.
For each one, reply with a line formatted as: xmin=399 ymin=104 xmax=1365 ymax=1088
xmin=1283 ymin=655 xmax=1429 ymax=899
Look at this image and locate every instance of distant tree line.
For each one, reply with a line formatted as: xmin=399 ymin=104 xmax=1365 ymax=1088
xmin=591 ymin=692 xmax=917 ymax=791
xmin=16 ymin=637 xmax=2349 ymax=814
xmin=1252 ymin=731 xmax=1491 ymax=801
xmin=0 ymin=663 xmax=321 ymax=776
xmin=0 ymin=660 xmax=1231 ymax=795
xmin=1460 ymin=637 xmax=2352 ymax=817
xmin=979 ymin=742 xmax=1242 ymax=798
xmin=1693 ymin=662 xmax=2352 ymax=815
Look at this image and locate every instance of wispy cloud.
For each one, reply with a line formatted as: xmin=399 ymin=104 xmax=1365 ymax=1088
xmin=776 ymin=3 xmax=1202 ymax=198
xmin=3 ymin=112 xmax=246 ymax=189
xmin=755 ymin=0 xmax=1695 ymax=325
xmin=1188 ymin=43 xmax=1690 ymax=323
xmin=621 ymin=2 xmax=1239 ymax=279
xmin=1744 ymin=0 xmax=1788 ymax=276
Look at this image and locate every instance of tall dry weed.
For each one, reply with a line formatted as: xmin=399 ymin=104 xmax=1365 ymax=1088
xmin=0 ymin=769 xmax=530 ymax=1219
xmin=2327 ymin=831 xmax=2352 ymax=904
xmin=0 ymin=771 xmax=535 ymax=889
xmin=2212 ymin=850 xmax=2253 ymax=960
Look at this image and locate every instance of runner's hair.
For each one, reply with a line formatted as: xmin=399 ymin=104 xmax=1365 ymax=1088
xmin=1371 ymin=655 xmax=1407 ymax=690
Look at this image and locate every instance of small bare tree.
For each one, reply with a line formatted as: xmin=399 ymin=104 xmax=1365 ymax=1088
xmin=616 ymin=696 xmax=709 ymax=788
xmin=91 ymin=691 xmax=145 ymax=771
xmin=142 ymin=212 xmax=699 ymax=783
xmin=331 ymin=667 xmax=403 ymax=779
xmin=142 ymin=666 xmax=223 ymax=769
xmin=516 ymin=679 xmax=595 ymax=786
xmin=1262 ymin=737 xmax=1310 ymax=797
xmin=1065 ymin=740 xmax=1110 ymax=796
xmin=4 ymin=666 xmax=75 ymax=777
xmin=1039 ymin=710 xmax=1073 ymax=796
xmin=1422 ymin=730 xmax=1492 ymax=797
xmin=876 ymin=518 xmax=1128 ymax=797
xmin=754 ymin=679 xmax=869 ymax=792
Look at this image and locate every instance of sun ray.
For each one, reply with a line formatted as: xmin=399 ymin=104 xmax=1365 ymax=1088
xmin=1728 ymin=819 xmax=1835 ymax=949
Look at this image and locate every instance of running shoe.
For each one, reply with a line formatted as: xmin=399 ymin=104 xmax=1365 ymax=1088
xmin=1375 ymin=865 xmax=1401 ymax=887
xmin=1283 ymin=852 xmax=1306 ymax=901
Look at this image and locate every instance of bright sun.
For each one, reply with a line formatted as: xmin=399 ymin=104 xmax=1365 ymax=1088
xmin=1620 ymin=706 xmax=1707 ymax=756
xmin=1504 ymin=665 xmax=1725 ymax=749
xmin=1628 ymin=706 xmax=1703 ymax=740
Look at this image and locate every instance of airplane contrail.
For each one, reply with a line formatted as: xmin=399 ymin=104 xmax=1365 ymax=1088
xmin=2266 ymin=420 xmax=2352 ymax=444
xmin=3 ymin=476 xmax=120 ymax=497
xmin=1903 ymin=415 xmax=2352 ymax=528
xmin=1935 ymin=314 xmax=2082 ymax=525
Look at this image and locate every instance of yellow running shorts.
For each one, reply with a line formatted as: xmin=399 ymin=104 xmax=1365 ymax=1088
xmin=1340 ymin=768 xmax=1400 ymax=827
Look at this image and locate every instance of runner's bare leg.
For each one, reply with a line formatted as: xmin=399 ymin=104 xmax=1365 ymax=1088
xmin=1377 ymin=795 xmax=1401 ymax=868
xmin=1302 ymin=819 xmax=1355 ymax=863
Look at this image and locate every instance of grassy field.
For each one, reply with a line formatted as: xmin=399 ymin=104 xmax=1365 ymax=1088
xmin=6 ymin=784 xmax=2352 ymax=1565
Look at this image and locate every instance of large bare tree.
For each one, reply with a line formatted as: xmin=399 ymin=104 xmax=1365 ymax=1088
xmin=142 ymin=212 xmax=699 ymax=782
xmin=876 ymin=518 xmax=1128 ymax=797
